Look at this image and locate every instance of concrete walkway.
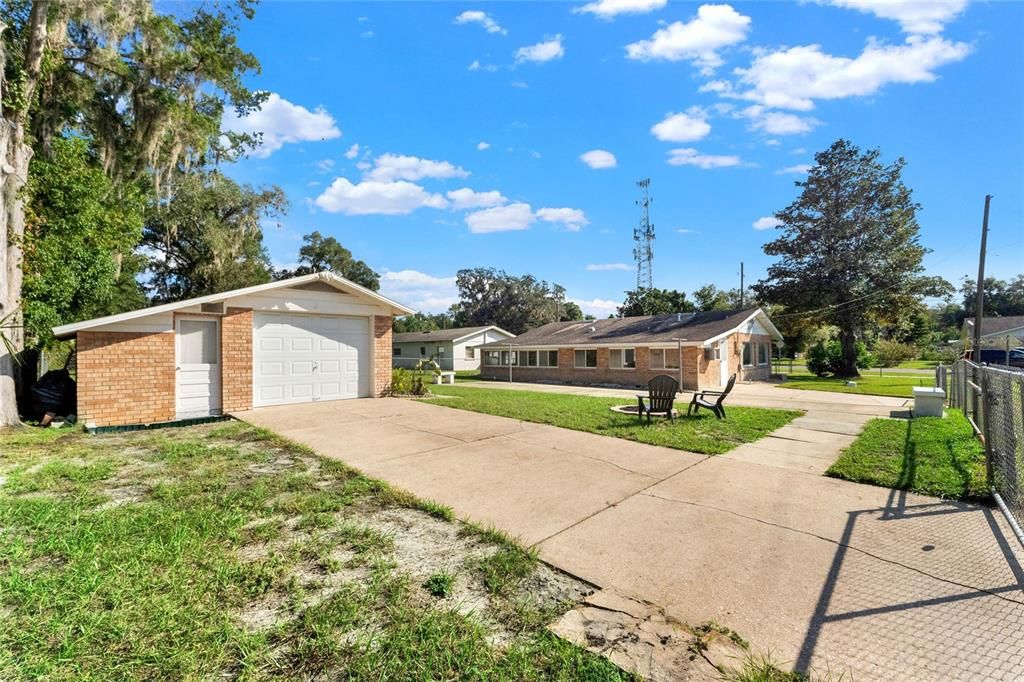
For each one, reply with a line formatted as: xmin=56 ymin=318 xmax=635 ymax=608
xmin=460 ymin=379 xmax=909 ymax=474
xmin=234 ymin=395 xmax=1024 ymax=681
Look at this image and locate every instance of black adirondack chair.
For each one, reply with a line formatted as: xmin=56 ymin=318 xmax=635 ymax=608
xmin=687 ymin=373 xmax=737 ymax=420
xmin=636 ymin=374 xmax=680 ymax=423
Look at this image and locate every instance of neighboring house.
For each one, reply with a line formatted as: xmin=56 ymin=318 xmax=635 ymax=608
xmin=478 ymin=308 xmax=782 ymax=391
xmin=392 ymin=326 xmax=515 ymax=371
xmin=52 ymin=272 xmax=413 ymax=429
xmin=961 ymin=315 xmax=1024 ymax=366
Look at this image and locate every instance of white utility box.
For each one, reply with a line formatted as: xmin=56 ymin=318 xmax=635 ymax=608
xmin=912 ymin=387 xmax=946 ymax=418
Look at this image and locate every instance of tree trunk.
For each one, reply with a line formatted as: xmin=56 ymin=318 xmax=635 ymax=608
xmin=837 ymin=326 xmax=861 ymax=378
xmin=0 ymin=2 xmax=50 ymax=427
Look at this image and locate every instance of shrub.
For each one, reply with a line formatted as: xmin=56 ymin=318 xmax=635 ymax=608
xmin=806 ymin=340 xmax=874 ymax=376
xmin=873 ymin=339 xmax=917 ymax=367
xmin=390 ymin=368 xmax=428 ymax=396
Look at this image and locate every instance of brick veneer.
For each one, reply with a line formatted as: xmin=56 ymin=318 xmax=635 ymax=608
xmin=372 ymin=315 xmax=393 ymax=397
xmin=221 ymin=307 xmax=253 ymax=412
xmin=479 ymin=333 xmax=775 ymax=391
xmin=77 ymin=331 xmax=175 ymax=427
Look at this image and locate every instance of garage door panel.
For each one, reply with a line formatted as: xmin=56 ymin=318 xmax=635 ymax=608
xmin=253 ymin=312 xmax=371 ymax=407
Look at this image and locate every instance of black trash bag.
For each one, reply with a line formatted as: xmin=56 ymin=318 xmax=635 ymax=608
xmin=31 ymin=368 xmax=76 ymax=417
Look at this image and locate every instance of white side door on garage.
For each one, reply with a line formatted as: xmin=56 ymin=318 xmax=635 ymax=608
xmin=253 ymin=312 xmax=370 ymax=407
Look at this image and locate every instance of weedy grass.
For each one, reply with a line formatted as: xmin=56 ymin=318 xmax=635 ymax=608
xmin=425 ymin=385 xmax=802 ymax=455
xmin=827 ymin=411 xmax=987 ymax=500
xmin=0 ymin=421 xmax=633 ymax=681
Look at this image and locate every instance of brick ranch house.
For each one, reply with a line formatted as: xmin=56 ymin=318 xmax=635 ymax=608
xmin=52 ymin=273 xmax=413 ymax=429
xmin=478 ymin=308 xmax=782 ymax=391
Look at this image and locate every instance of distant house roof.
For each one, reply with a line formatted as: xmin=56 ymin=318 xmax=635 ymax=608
xmin=392 ymin=325 xmax=514 ymax=345
xmin=963 ymin=315 xmax=1024 ymax=339
xmin=480 ymin=308 xmax=780 ymax=349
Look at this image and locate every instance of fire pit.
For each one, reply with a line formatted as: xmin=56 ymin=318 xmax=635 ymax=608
xmin=609 ymin=404 xmax=678 ymax=418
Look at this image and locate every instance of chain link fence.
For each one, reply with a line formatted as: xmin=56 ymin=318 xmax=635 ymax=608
xmin=947 ymin=360 xmax=1024 ymax=539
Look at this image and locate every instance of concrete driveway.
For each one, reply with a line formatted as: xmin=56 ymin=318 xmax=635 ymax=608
xmin=234 ymin=396 xmax=1024 ymax=681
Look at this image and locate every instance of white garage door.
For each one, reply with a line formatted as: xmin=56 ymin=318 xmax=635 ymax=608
xmin=253 ymin=313 xmax=371 ymax=407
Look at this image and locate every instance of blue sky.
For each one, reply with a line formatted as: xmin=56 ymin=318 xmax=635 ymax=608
xmin=221 ymin=0 xmax=1024 ymax=315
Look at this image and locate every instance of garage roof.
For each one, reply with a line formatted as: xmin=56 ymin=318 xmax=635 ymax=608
xmin=52 ymin=272 xmax=415 ymax=340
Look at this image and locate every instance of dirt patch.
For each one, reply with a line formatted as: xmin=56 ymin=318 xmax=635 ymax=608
xmin=94 ymin=484 xmax=148 ymax=511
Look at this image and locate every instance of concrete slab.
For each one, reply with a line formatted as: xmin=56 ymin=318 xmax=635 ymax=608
xmin=768 ymin=425 xmax=856 ymax=445
xmin=722 ymin=442 xmax=836 ymax=474
xmin=788 ymin=416 xmax=871 ymax=435
xmin=359 ymin=435 xmax=662 ymax=546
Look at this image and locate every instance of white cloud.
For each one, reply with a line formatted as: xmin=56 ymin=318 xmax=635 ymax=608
xmin=586 ymin=263 xmax=631 ymax=271
xmin=314 ymin=178 xmax=448 ymax=215
xmin=316 ymin=159 xmax=335 ymax=172
xmin=468 ymin=59 xmax=499 ymax=72
xmin=465 ymin=202 xmax=535 ymax=233
xmin=666 ymin=148 xmax=741 ymax=169
xmin=738 ymin=105 xmax=818 ymax=135
xmin=776 ymin=164 xmax=811 ymax=175
xmin=515 ymin=35 xmax=565 ymax=64
xmin=222 ymin=92 xmax=341 ymax=158
xmin=734 ymin=35 xmax=971 ymax=111
xmin=477 ymin=141 xmax=491 ymax=150
xmin=446 ymin=187 xmax=508 ymax=210
xmin=650 ymin=109 xmax=711 ymax=142
xmin=625 ymin=4 xmax=751 ymax=72
xmin=580 ymin=149 xmax=617 ymax=169
xmin=576 ymin=0 xmax=667 ymax=19
xmin=365 ymin=153 xmax=469 ymax=182
xmin=536 ymin=207 xmax=589 ymax=231
xmin=345 ymin=144 xmax=360 ymax=159
xmin=822 ymin=0 xmax=968 ymax=34
xmin=361 ymin=30 xmax=374 ymax=38
xmin=752 ymin=216 xmax=783 ymax=230
xmin=454 ymin=10 xmax=507 ymax=35
xmin=380 ymin=270 xmax=459 ymax=313
xmin=570 ymin=297 xmax=620 ymax=316
xmin=764 ymin=139 xmax=781 ymax=147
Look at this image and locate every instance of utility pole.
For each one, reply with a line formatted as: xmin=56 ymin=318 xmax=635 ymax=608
xmin=739 ymin=262 xmax=745 ymax=309
xmin=972 ymin=195 xmax=992 ymax=360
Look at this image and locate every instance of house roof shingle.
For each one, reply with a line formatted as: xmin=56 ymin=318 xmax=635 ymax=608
xmin=964 ymin=315 xmax=1024 ymax=339
xmin=480 ymin=308 xmax=771 ymax=348
xmin=393 ymin=326 xmax=505 ymax=344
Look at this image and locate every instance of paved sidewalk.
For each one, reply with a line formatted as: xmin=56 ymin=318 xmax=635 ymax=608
xmin=235 ymin=396 xmax=1024 ymax=680
xmin=460 ymin=380 xmax=908 ymax=474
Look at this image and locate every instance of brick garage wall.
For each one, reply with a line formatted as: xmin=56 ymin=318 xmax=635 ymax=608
xmin=372 ymin=315 xmax=393 ymax=397
xmin=77 ymin=331 xmax=175 ymax=427
xmin=221 ymin=307 xmax=253 ymax=412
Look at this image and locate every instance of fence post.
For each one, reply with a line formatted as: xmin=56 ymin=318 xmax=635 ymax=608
xmin=980 ymin=367 xmax=995 ymax=491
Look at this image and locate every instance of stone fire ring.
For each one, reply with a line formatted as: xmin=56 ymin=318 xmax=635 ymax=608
xmin=609 ymin=404 xmax=679 ymax=418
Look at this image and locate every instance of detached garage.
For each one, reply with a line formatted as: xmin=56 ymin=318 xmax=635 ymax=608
xmin=52 ymin=273 xmax=413 ymax=429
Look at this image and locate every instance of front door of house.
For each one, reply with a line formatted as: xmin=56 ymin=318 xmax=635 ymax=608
xmin=176 ymin=317 xmax=222 ymax=419
xmin=719 ymin=339 xmax=729 ymax=387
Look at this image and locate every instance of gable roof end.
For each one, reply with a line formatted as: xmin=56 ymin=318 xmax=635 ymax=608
xmin=52 ymin=272 xmax=415 ymax=340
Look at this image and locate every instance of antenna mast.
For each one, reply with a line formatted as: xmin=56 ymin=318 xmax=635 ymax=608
xmin=633 ymin=178 xmax=655 ymax=290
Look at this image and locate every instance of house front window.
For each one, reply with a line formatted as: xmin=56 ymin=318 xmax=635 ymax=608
xmin=466 ymin=346 xmax=475 ymax=359
xmin=650 ymin=348 xmax=679 ymax=370
xmin=540 ymin=350 xmax=558 ymax=367
xmin=574 ymin=349 xmax=597 ymax=368
xmin=484 ymin=351 xmax=500 ymax=366
xmin=703 ymin=345 xmax=721 ymax=362
xmin=757 ymin=342 xmax=768 ymax=366
xmin=500 ymin=350 xmax=518 ymax=366
xmin=393 ymin=347 xmax=402 ymax=356
xmin=742 ymin=342 xmax=753 ymax=367
xmin=609 ymin=348 xmax=635 ymax=369
xmin=437 ymin=346 xmax=445 ymax=357
xmin=420 ymin=346 xmax=426 ymax=356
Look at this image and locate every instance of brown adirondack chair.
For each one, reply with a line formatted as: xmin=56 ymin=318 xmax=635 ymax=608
xmin=636 ymin=374 xmax=680 ymax=423
xmin=687 ymin=373 xmax=737 ymax=420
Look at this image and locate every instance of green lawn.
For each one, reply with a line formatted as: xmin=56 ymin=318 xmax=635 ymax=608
xmin=826 ymin=411 xmax=987 ymax=500
xmin=777 ymin=368 xmax=935 ymax=398
xmin=424 ymin=385 xmax=802 ymax=455
xmin=0 ymin=423 xmax=633 ymax=681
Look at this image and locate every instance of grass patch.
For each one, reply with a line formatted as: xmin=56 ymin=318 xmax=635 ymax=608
xmin=424 ymin=385 xmax=801 ymax=455
xmin=0 ymin=420 xmax=631 ymax=680
xmin=827 ymin=411 xmax=987 ymax=500
xmin=778 ymin=368 xmax=935 ymax=398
